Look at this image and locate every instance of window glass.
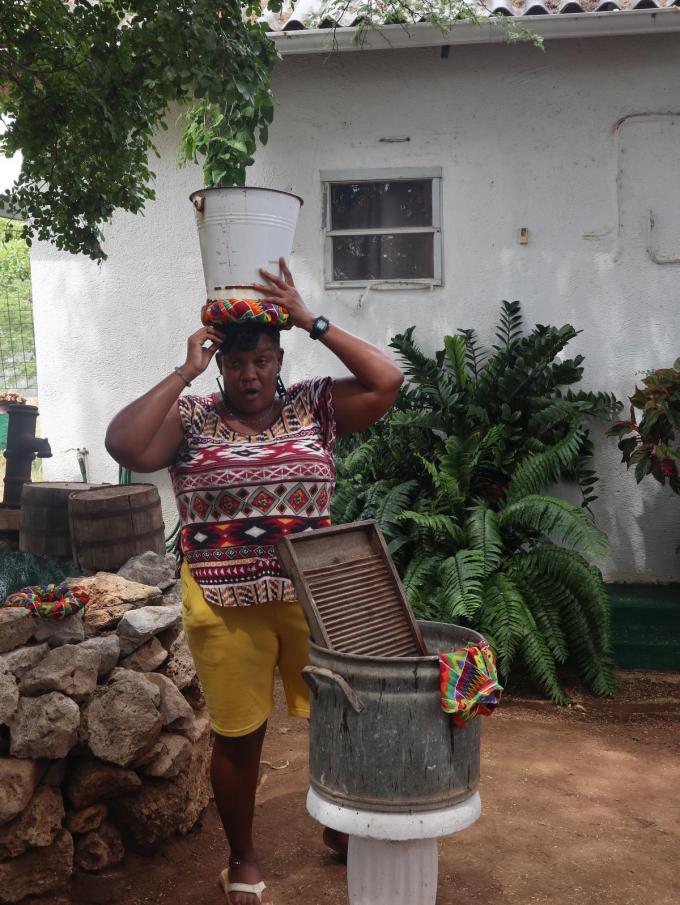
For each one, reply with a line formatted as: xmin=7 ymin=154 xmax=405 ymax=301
xmin=330 ymin=181 xmax=432 ymax=230
xmin=332 ymin=234 xmax=434 ymax=281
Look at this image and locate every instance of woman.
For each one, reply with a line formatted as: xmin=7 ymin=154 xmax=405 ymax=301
xmin=105 ymin=259 xmax=403 ymax=905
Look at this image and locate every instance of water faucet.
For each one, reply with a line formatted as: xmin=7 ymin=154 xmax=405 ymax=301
xmin=2 ymin=403 xmax=53 ymax=507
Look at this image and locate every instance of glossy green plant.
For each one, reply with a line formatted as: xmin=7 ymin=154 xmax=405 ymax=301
xmin=332 ymin=302 xmax=621 ymax=702
xmin=608 ymin=360 xmax=680 ymax=493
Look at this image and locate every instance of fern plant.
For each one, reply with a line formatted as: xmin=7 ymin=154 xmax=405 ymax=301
xmin=333 ymin=301 xmax=622 ymax=703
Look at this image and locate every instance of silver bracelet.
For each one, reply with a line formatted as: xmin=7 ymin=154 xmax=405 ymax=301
xmin=173 ymin=366 xmax=192 ymax=387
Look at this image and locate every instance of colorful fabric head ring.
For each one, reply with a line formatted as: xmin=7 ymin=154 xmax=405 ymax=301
xmin=2 ymin=583 xmax=89 ymax=620
xmin=201 ymin=298 xmax=291 ymax=330
xmin=439 ymin=641 xmax=503 ymax=728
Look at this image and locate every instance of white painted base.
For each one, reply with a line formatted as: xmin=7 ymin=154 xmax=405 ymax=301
xmin=307 ymin=789 xmax=481 ymax=905
xmin=306 ymin=788 xmax=481 ymax=840
xmin=347 ymin=836 xmax=438 ymax=905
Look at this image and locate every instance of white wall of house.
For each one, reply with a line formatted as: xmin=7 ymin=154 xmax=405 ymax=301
xmin=30 ymin=33 xmax=680 ymax=582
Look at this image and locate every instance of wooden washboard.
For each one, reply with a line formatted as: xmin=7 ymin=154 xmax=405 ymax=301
xmin=276 ymin=520 xmax=427 ymax=658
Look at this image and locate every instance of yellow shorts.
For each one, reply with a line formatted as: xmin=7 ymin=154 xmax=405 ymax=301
xmin=180 ymin=563 xmax=311 ymax=737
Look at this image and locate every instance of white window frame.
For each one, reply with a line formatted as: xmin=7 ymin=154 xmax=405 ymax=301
xmin=321 ymin=167 xmax=443 ymax=289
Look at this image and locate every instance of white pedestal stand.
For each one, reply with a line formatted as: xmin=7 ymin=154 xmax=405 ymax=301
xmin=307 ymin=788 xmax=481 ymax=905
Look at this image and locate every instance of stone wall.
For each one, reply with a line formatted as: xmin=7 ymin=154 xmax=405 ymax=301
xmin=0 ymin=553 xmax=212 ymax=905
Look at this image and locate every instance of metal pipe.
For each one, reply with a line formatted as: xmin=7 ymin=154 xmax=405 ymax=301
xmin=2 ymin=403 xmax=52 ymax=507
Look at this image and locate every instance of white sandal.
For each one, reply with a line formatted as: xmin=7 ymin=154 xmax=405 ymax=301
xmin=219 ymin=868 xmax=270 ymax=905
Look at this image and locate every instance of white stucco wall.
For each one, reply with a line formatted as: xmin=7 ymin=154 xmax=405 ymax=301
xmin=30 ymin=33 xmax=680 ymax=582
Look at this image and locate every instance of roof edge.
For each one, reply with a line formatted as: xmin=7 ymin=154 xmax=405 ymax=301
xmin=271 ymin=9 xmax=680 ymax=55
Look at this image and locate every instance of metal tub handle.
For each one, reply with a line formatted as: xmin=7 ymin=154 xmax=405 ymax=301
xmin=301 ymin=666 xmax=365 ymax=714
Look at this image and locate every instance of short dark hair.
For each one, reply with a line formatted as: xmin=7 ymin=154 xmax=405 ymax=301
xmin=217 ymin=322 xmax=281 ymax=354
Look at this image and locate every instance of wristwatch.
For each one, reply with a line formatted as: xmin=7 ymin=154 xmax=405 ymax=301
xmin=309 ymin=316 xmax=330 ymax=340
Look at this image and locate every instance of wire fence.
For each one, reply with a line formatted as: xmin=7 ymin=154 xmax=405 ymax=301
xmin=0 ymin=286 xmax=37 ymax=393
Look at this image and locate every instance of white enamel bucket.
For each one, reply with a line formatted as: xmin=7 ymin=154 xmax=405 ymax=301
xmin=190 ymin=186 xmax=303 ymax=300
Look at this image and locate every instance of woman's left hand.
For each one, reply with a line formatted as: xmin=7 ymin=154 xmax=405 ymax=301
xmin=253 ymin=258 xmax=316 ymax=332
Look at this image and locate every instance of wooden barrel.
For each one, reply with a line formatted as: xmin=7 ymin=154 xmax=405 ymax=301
xmin=68 ymin=483 xmax=165 ymax=572
xmin=19 ymin=482 xmax=109 ymax=559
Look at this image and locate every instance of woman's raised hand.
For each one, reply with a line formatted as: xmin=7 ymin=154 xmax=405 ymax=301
xmin=182 ymin=326 xmax=222 ymax=380
xmin=253 ymin=258 xmax=316 ymax=332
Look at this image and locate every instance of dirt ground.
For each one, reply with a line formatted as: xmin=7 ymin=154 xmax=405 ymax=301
xmin=74 ymin=669 xmax=680 ymax=905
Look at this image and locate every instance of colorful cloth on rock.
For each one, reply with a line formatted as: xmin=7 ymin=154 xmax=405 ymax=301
xmin=2 ymin=583 xmax=89 ymax=619
xmin=439 ymin=641 xmax=503 ymax=727
xmin=169 ymin=377 xmax=335 ymax=608
xmin=201 ymin=298 xmax=291 ymax=330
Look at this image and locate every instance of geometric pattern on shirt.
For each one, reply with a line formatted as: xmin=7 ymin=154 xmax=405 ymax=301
xmin=169 ymin=377 xmax=336 ymax=608
xmin=179 ymin=481 xmax=331 ymax=523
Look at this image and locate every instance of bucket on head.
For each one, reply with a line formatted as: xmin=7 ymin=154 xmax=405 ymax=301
xmin=305 ymin=620 xmax=484 ymax=814
xmin=190 ymin=186 xmax=303 ymax=301
xmin=68 ymin=483 xmax=165 ymax=572
xmin=19 ymin=482 xmax=109 ymax=560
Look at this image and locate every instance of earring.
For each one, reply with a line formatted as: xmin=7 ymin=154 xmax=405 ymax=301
xmin=276 ymin=373 xmax=287 ymax=399
xmin=216 ymin=376 xmax=228 ymax=406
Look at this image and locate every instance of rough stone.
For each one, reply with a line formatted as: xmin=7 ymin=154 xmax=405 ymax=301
xmin=106 ymin=668 xmax=162 ymax=707
xmin=112 ymin=720 xmax=211 ymax=848
xmin=117 ymin=605 xmax=181 ymax=656
xmin=138 ymin=733 xmax=192 ymax=779
xmin=64 ymin=760 xmax=141 ymax=810
xmin=83 ymin=602 xmax=134 ymax=632
xmin=160 ymin=630 xmax=196 ymax=691
xmin=79 ymin=635 xmax=120 ymax=676
xmin=9 ymin=692 xmax=81 ymax=760
xmin=161 ymin=581 xmax=182 ymax=608
xmin=0 ymin=610 xmax=34 ymax=654
xmin=19 ymin=644 xmax=99 ymax=702
xmin=0 ymin=643 xmax=49 ymax=679
xmin=143 ymin=672 xmax=194 ymax=727
xmin=74 ymin=822 xmax=125 ymax=873
xmin=0 ymin=829 xmax=73 ymax=903
xmin=81 ymin=681 xmax=162 ymax=767
xmin=156 ymin=621 xmax=182 ymax=652
xmin=117 ymin=551 xmax=176 ymax=591
xmin=0 ymin=758 xmax=43 ymax=825
xmin=0 ymin=786 xmax=65 ymax=859
xmin=0 ymin=671 xmax=19 ymax=724
xmin=34 ymin=612 xmax=85 ymax=647
xmin=178 ymin=717 xmax=212 ymax=835
xmin=119 ymin=636 xmax=167 ymax=672
xmin=78 ymin=573 xmax=163 ymax=633
xmin=66 ymin=802 xmax=107 ymax=835
xmin=79 ymin=571 xmax=165 ymax=607
xmin=174 ymin=710 xmax=211 ymax=745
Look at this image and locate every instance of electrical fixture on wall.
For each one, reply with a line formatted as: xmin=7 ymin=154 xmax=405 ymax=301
xmin=518 ymin=227 xmax=529 ymax=245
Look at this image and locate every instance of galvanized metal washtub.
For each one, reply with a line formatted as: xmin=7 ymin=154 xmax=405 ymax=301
xmin=303 ymin=620 xmax=483 ymax=814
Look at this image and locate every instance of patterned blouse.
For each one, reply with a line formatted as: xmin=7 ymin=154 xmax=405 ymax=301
xmin=169 ymin=377 xmax=336 ymax=607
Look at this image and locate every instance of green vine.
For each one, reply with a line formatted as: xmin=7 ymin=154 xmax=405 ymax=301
xmin=0 ymin=0 xmax=279 ymax=261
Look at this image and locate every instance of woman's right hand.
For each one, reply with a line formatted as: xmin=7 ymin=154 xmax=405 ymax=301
xmin=182 ymin=326 xmax=223 ymax=380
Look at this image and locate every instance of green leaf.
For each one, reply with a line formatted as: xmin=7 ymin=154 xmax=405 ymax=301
xmin=444 ymin=335 xmax=468 ymax=389
xmin=499 ymin=495 xmax=608 ymax=558
xmin=465 ymin=504 xmax=503 ymax=576
xmin=439 ymin=550 xmax=486 ymax=618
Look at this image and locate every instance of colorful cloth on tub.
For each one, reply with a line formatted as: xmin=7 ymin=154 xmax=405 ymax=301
xmin=201 ymin=298 xmax=291 ymax=330
xmin=169 ymin=377 xmax=336 ymax=608
xmin=2 ymin=583 xmax=89 ymax=619
xmin=439 ymin=641 xmax=502 ymax=727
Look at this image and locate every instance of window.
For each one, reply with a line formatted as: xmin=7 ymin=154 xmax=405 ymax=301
xmin=322 ymin=168 xmax=442 ymax=288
